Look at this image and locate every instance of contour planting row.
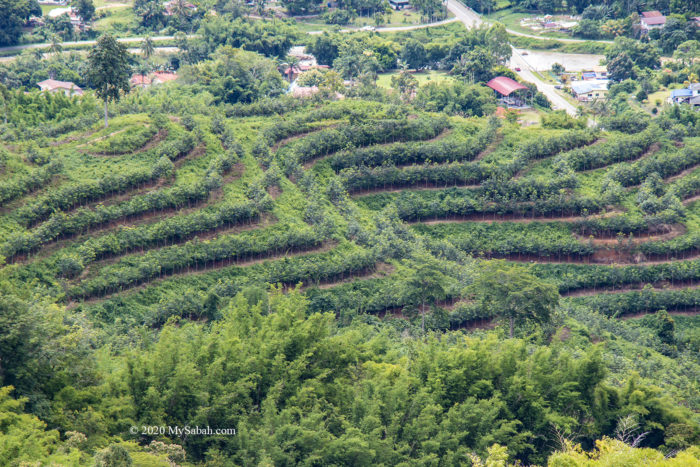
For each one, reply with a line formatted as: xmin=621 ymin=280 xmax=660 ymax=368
xmin=668 ymin=171 xmax=700 ymax=201
xmin=558 ymin=126 xmax=662 ymax=172
xmin=1 ymin=151 xmax=239 ymax=259
xmin=416 ymin=222 xmax=595 ymax=260
xmin=530 ymin=260 xmax=700 ymax=295
xmin=258 ymin=100 xmax=386 ymax=146
xmin=282 ymin=116 xmax=450 ymax=165
xmin=304 ymin=275 xmax=456 ymax=318
xmin=55 ymin=199 xmax=270 ymax=276
xmin=505 ymin=129 xmax=599 ymax=173
xmin=68 ymin=225 xmax=327 ymax=299
xmin=341 ymin=160 xmax=496 ymax=194
xmin=606 ymin=140 xmax=700 ymax=187
xmin=365 ymin=189 xmax=606 ymax=222
xmin=0 ymin=159 xmax=62 ymax=206
xmin=14 ymin=164 xmax=172 ymax=227
xmin=327 ymin=118 xmax=500 ymax=171
xmin=569 ymin=286 xmax=700 ymax=317
xmin=83 ymin=244 xmax=380 ymax=324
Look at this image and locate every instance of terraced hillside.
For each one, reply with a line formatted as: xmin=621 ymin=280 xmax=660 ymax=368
xmin=3 ymin=99 xmax=700 ymax=333
xmin=3 ymin=95 xmax=700 ymax=464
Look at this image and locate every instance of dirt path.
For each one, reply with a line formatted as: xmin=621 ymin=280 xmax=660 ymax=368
xmin=350 ymin=182 xmax=483 ymax=197
xmin=562 ymin=280 xmax=700 ymax=298
xmin=573 ymin=224 xmax=686 ymax=246
xmin=415 ymin=210 xmax=621 ymax=225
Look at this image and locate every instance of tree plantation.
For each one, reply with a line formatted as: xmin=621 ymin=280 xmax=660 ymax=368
xmin=1 ymin=33 xmax=700 ymax=467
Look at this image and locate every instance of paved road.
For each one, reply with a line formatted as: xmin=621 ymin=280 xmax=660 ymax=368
xmin=307 ymin=17 xmax=460 ymax=35
xmin=509 ymin=48 xmax=580 ymax=117
xmin=446 ymin=0 xmax=580 ymax=116
xmin=0 ymin=35 xmax=195 ymax=53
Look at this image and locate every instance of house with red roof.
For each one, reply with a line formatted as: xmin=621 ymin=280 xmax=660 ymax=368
xmin=640 ymin=11 xmax=666 ymax=32
xmin=130 ymin=72 xmax=178 ymax=89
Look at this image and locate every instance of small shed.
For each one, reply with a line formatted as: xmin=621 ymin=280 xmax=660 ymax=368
xmin=486 ymin=76 xmax=529 ymax=107
xmin=389 ymin=0 xmax=410 ymax=10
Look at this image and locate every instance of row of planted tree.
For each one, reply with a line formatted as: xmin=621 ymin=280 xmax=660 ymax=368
xmin=68 ymin=225 xmax=328 ymax=300
xmin=1 ymin=150 xmax=240 ymax=260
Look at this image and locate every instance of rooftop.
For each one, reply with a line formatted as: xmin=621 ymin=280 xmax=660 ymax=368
xmin=641 ymin=10 xmax=663 ymax=18
xmin=641 ymin=16 xmax=666 ymax=25
xmin=671 ymin=89 xmax=692 ymax=98
xmin=486 ymin=76 xmax=527 ymax=96
xmin=570 ymin=80 xmax=609 ymax=95
xmin=37 ymin=79 xmax=81 ymax=90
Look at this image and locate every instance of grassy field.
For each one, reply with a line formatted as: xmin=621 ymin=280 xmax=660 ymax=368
xmin=93 ymin=6 xmax=136 ymax=33
xmin=486 ymin=9 xmax=573 ymax=39
xmin=293 ymin=7 xmax=448 ymax=32
xmin=375 ymin=70 xmax=456 ymax=89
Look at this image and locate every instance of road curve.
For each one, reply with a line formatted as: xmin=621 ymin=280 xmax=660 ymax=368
xmin=445 ymin=0 xmax=580 ymax=116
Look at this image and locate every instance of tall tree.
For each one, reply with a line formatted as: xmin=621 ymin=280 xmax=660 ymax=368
xmin=0 ymin=0 xmax=40 ymax=46
xmin=86 ymin=34 xmax=131 ymax=128
xmin=76 ymin=0 xmax=95 ymax=22
xmin=405 ymin=255 xmax=447 ymax=334
xmin=401 ymin=39 xmax=427 ymax=70
xmin=472 ymin=261 xmax=559 ymax=337
xmin=141 ymin=35 xmax=155 ymax=61
xmin=49 ymin=34 xmax=63 ymax=57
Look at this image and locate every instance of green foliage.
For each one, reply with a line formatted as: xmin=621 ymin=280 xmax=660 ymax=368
xmin=415 ymin=81 xmax=497 ymax=116
xmin=472 ymin=261 xmax=559 ymax=337
xmin=180 ymin=46 xmax=285 ymax=104
xmin=0 ymin=0 xmax=39 ymax=46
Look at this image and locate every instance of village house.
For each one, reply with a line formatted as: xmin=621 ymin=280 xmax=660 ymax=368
xmin=37 ymin=79 xmax=83 ymax=96
xmin=388 ymin=0 xmax=410 ymax=10
xmin=570 ymin=80 xmax=609 ymax=102
xmin=669 ymin=83 xmax=700 ymax=106
xmin=130 ymin=71 xmax=179 ymax=89
xmin=640 ymin=11 xmax=666 ymax=33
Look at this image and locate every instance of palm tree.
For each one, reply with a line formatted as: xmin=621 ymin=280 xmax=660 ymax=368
xmin=49 ymin=35 xmax=63 ymax=57
xmin=142 ymin=35 xmax=155 ymax=61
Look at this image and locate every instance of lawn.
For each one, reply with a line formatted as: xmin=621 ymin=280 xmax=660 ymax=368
xmin=375 ymin=70 xmax=456 ymax=89
xmin=486 ymin=8 xmax=579 ymax=40
xmin=92 ymin=7 xmax=136 ymax=34
xmin=40 ymin=5 xmax=66 ymax=16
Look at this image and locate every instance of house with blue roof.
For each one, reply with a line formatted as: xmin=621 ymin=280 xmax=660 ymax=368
xmin=669 ymin=84 xmax=700 ymax=105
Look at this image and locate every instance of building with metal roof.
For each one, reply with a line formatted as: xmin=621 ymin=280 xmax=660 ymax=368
xmin=486 ymin=77 xmax=527 ymax=96
xmin=570 ymin=80 xmax=609 ymax=102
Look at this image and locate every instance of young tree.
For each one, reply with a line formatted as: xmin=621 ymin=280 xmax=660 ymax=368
xmin=391 ymin=69 xmax=418 ymax=100
xmin=87 ymin=34 xmax=132 ymax=128
xmin=472 ymin=261 xmax=559 ymax=338
xmin=551 ymin=62 xmax=565 ymax=75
